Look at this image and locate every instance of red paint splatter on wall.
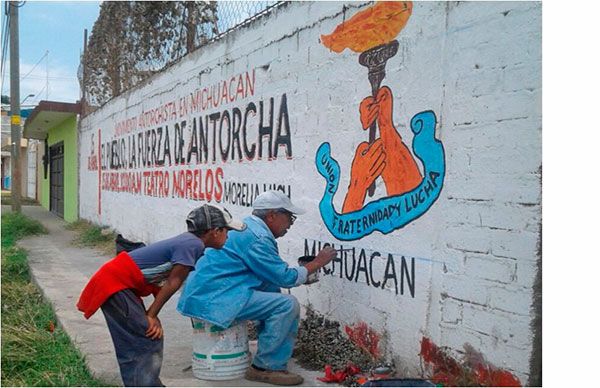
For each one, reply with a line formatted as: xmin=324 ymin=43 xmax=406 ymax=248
xmin=474 ymin=364 xmax=522 ymax=387
xmin=345 ymin=321 xmax=381 ymax=359
xmin=419 ymin=337 xmax=521 ymax=387
xmin=420 ymin=337 xmax=462 ymax=377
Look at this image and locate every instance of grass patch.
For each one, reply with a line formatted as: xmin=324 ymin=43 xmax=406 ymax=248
xmin=66 ymin=219 xmax=115 ymax=255
xmin=1 ymin=213 xmax=109 ymax=386
xmin=1 ymin=212 xmax=47 ymax=248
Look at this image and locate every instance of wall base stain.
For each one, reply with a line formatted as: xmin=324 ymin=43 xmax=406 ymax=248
xmin=420 ymin=337 xmax=521 ymax=387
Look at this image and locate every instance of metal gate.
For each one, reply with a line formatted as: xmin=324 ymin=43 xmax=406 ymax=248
xmin=27 ymin=141 xmax=38 ymax=200
xmin=49 ymin=142 xmax=64 ymax=218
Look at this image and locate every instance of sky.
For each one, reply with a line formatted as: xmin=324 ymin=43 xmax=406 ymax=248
xmin=1 ymin=0 xmax=100 ymax=107
xmin=0 ymin=0 xmax=277 ymax=108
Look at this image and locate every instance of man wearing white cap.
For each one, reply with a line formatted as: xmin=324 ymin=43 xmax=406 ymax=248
xmin=178 ymin=190 xmax=336 ymax=385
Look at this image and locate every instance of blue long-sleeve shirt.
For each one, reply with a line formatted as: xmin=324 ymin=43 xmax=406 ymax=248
xmin=177 ymin=215 xmax=308 ymax=328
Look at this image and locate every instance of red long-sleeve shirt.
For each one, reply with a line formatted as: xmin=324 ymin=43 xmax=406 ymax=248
xmin=77 ymin=252 xmax=161 ymax=319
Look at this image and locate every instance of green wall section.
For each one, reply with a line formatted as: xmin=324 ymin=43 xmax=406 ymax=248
xmin=39 ymin=115 xmax=78 ymax=222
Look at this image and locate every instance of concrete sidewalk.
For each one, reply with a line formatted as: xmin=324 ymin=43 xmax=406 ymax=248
xmin=4 ymin=205 xmax=328 ymax=387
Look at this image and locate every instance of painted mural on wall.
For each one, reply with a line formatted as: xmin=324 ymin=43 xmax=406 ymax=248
xmin=316 ymin=1 xmax=446 ymax=241
xmin=85 ymin=69 xmax=298 ymax=214
xmin=77 ymin=2 xmax=542 ymax=383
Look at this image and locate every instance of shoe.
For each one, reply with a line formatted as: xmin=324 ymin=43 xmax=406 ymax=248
xmin=245 ymin=365 xmax=304 ymax=386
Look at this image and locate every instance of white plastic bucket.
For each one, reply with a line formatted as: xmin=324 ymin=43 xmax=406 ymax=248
xmin=191 ymin=318 xmax=250 ymax=380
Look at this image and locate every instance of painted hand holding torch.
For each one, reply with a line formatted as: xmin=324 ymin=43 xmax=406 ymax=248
xmin=343 ymin=86 xmax=423 ymax=213
xmin=316 ymin=1 xmax=446 ymax=240
xmin=321 ymin=1 xmax=420 ymax=212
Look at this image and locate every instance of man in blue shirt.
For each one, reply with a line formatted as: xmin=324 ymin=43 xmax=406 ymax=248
xmin=178 ymin=190 xmax=336 ymax=385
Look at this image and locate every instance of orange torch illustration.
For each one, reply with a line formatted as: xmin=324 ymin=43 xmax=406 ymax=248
xmin=321 ymin=1 xmax=414 ymax=198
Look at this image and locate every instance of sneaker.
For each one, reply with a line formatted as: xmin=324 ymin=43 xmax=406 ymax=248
xmin=245 ymin=365 xmax=304 ymax=386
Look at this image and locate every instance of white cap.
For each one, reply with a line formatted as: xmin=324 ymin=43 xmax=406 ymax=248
xmin=252 ymin=190 xmax=306 ymax=215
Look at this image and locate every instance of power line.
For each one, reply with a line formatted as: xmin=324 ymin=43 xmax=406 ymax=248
xmin=21 ymin=74 xmax=76 ymax=81
xmin=1 ymin=10 xmax=10 ymax=84
xmin=31 ymin=84 xmax=47 ymax=101
xmin=20 ymin=50 xmax=48 ymax=80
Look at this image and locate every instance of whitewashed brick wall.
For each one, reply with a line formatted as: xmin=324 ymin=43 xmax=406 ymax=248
xmin=79 ymin=1 xmax=541 ymax=384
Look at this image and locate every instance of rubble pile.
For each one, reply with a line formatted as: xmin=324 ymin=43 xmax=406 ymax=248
xmin=293 ymin=307 xmax=377 ymax=372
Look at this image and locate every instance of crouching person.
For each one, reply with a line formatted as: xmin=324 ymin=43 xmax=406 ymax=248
xmin=177 ymin=191 xmax=336 ymax=386
xmin=77 ymin=205 xmax=245 ymax=387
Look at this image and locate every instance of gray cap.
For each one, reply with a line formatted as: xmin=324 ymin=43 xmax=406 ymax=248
xmin=186 ymin=204 xmax=246 ymax=233
xmin=252 ymin=190 xmax=306 ymax=214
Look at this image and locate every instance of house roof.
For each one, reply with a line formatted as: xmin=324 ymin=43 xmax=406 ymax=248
xmin=23 ymin=100 xmax=81 ymax=140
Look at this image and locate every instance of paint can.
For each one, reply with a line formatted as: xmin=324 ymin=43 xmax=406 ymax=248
xmin=297 ymin=255 xmax=319 ymax=284
xmin=191 ymin=318 xmax=250 ymax=380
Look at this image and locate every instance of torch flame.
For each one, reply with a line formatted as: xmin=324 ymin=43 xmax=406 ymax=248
xmin=321 ymin=1 xmax=413 ymax=53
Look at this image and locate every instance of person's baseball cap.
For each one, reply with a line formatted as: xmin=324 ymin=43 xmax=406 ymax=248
xmin=252 ymin=190 xmax=306 ymax=214
xmin=186 ymin=204 xmax=246 ymax=233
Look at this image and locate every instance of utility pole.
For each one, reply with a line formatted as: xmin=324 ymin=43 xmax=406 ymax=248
xmin=9 ymin=0 xmax=22 ymax=212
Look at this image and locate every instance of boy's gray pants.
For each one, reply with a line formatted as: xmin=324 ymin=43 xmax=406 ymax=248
xmin=101 ymin=289 xmax=164 ymax=387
